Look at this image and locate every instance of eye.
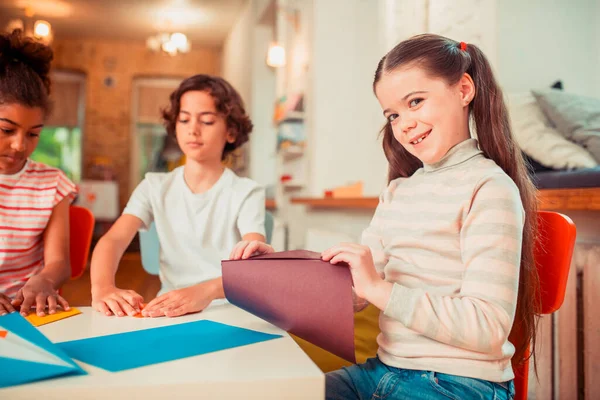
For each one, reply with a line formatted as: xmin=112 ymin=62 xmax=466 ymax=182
xmin=178 ymin=119 xmax=189 ymax=124
xmin=1 ymin=128 xmax=14 ymax=134
xmin=409 ymin=98 xmax=423 ymax=108
xmin=201 ymin=120 xmax=215 ymax=126
xmin=386 ymin=114 xmax=399 ymax=123
xmin=28 ymin=132 xmax=40 ymax=138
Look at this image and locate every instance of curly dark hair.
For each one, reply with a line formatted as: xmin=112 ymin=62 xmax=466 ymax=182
xmin=0 ymin=30 xmax=53 ymax=115
xmin=161 ymin=74 xmax=253 ymax=160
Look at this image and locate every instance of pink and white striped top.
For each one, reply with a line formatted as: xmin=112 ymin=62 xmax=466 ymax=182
xmin=0 ymin=159 xmax=77 ymax=297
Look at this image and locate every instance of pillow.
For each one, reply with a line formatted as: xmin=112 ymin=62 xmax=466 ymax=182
xmin=532 ymin=89 xmax=600 ymax=163
xmin=506 ymin=93 xmax=598 ymax=170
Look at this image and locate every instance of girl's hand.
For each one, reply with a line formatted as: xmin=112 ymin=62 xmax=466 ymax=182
xmin=142 ymin=281 xmax=217 ymax=318
xmin=0 ymin=293 xmax=15 ymax=316
xmin=92 ymin=286 xmax=144 ymax=317
xmin=321 ymin=243 xmax=384 ymax=300
xmin=13 ymin=275 xmax=70 ymax=317
xmin=229 ymin=240 xmax=274 ymax=260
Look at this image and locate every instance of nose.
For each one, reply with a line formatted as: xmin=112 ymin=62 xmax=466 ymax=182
xmin=188 ymin=119 xmax=201 ymax=137
xmin=10 ymin=134 xmax=26 ymax=152
xmin=398 ymin=116 xmax=417 ymax=134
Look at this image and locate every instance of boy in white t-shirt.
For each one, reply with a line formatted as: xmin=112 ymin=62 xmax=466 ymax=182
xmin=90 ymin=75 xmax=267 ymax=318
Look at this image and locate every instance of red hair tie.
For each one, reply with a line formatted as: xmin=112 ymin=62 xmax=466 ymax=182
xmin=459 ymin=42 xmax=468 ymax=51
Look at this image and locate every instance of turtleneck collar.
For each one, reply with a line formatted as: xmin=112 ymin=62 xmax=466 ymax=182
xmin=422 ymin=138 xmax=482 ymax=173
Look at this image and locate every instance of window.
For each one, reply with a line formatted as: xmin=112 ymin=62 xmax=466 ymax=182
xmin=30 ymin=71 xmax=85 ymax=181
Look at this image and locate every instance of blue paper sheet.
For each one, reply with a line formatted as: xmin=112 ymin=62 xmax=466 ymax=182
xmin=57 ymin=319 xmax=282 ymax=372
xmin=0 ymin=312 xmax=86 ymax=388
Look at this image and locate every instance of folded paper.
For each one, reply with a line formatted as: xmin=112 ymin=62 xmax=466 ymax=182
xmin=0 ymin=312 xmax=86 ymax=388
xmin=222 ymin=250 xmax=355 ymax=362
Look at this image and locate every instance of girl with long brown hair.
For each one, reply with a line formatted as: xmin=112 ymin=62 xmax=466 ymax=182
xmin=321 ymin=34 xmax=539 ymax=399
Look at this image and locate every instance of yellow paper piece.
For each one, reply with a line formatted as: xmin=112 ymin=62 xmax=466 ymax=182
xmin=25 ymin=307 xmax=82 ymax=327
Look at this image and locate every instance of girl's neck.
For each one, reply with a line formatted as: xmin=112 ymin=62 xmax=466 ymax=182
xmin=182 ymin=159 xmax=225 ymax=194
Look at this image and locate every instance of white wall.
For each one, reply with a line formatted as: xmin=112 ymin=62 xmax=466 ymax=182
xmin=310 ymin=0 xmax=388 ymax=197
xmin=596 ymin=0 xmax=600 ymax=96
xmin=497 ymin=0 xmax=598 ymax=96
xmin=221 ymin=0 xmax=254 ymax=109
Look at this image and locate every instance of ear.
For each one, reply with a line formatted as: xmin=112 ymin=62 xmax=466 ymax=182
xmin=458 ymin=73 xmax=475 ymax=106
xmin=226 ymin=130 xmax=236 ymax=144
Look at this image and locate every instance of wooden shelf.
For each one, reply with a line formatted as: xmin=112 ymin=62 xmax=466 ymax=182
xmin=538 ymin=187 xmax=600 ymax=211
xmin=291 ymin=197 xmax=378 ymax=209
xmin=265 ymin=199 xmax=277 ymax=210
xmin=291 ymin=188 xmax=600 ymax=211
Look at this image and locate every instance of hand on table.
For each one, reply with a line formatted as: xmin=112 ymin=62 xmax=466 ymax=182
xmin=142 ymin=281 xmax=218 ymax=318
xmin=12 ymin=275 xmax=70 ymax=317
xmin=92 ymin=286 xmax=144 ymax=317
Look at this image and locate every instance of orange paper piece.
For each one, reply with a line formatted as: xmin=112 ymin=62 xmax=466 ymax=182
xmin=0 ymin=330 xmax=7 ymax=338
xmin=133 ymin=303 xmax=147 ymax=318
xmin=25 ymin=307 xmax=82 ymax=327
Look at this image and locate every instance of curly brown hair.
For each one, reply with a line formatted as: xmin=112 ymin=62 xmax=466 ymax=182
xmin=161 ymin=74 xmax=253 ymax=160
xmin=0 ymin=30 xmax=53 ymax=115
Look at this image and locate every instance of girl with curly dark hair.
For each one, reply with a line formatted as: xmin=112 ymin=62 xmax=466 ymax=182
xmin=90 ymin=75 xmax=267 ymax=318
xmin=0 ymin=30 xmax=77 ymax=317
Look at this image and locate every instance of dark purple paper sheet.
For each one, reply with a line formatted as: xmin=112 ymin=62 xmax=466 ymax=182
xmin=222 ymin=250 xmax=355 ymax=363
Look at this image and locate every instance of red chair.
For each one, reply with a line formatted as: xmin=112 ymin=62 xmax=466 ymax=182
xmin=69 ymin=205 xmax=95 ymax=279
xmin=513 ymin=211 xmax=576 ymax=400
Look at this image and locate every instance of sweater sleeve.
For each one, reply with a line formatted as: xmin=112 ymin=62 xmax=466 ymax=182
xmin=382 ymin=174 xmax=524 ymax=353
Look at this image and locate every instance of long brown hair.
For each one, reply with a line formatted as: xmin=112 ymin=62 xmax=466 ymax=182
xmin=374 ymin=34 xmax=540 ymax=368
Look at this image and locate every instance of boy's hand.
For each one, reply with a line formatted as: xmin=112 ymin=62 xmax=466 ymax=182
xmin=229 ymin=240 xmax=274 ymax=260
xmin=92 ymin=286 xmax=144 ymax=317
xmin=13 ymin=275 xmax=70 ymax=317
xmin=0 ymin=293 xmax=15 ymax=316
xmin=142 ymin=281 xmax=217 ymax=318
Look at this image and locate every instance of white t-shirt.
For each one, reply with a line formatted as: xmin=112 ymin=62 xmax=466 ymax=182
xmin=123 ymin=167 xmax=265 ymax=294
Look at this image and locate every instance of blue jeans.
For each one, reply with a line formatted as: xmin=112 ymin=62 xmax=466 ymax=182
xmin=326 ymin=357 xmax=515 ymax=400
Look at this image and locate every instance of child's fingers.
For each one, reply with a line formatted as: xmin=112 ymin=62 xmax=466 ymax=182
xmin=330 ymin=253 xmax=355 ymax=267
xmin=144 ymin=295 xmax=167 ymax=311
xmin=11 ymin=290 xmax=24 ymax=307
xmin=19 ymin=295 xmax=34 ymax=317
xmin=105 ymin=298 xmax=126 ymax=317
xmin=94 ymin=301 xmax=112 ymax=316
xmin=229 ymin=241 xmax=244 ymax=259
xmin=241 ymin=241 xmax=260 ymax=259
xmin=47 ymin=295 xmax=58 ymax=315
xmin=119 ymin=300 xmax=137 ymax=317
xmin=35 ymin=294 xmax=47 ymax=316
xmin=0 ymin=296 xmax=15 ymax=315
xmin=122 ymin=292 xmax=143 ymax=312
xmin=57 ymin=295 xmax=70 ymax=311
xmin=165 ymin=306 xmax=187 ymax=318
xmin=232 ymin=241 xmax=249 ymax=260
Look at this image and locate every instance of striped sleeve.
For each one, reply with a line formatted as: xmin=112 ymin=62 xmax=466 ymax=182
xmin=383 ymin=173 xmax=524 ymax=353
xmin=53 ymin=170 xmax=78 ymax=206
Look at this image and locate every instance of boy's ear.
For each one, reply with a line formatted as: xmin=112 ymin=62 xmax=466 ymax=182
xmin=459 ymin=73 xmax=476 ymax=106
xmin=226 ymin=130 xmax=236 ymax=144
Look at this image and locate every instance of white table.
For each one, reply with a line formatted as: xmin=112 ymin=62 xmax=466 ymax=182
xmin=1 ymin=305 xmax=325 ymax=399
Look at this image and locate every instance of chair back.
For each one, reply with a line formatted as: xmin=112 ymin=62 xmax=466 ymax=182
xmin=69 ymin=206 xmax=95 ymax=279
xmin=513 ymin=211 xmax=576 ymax=400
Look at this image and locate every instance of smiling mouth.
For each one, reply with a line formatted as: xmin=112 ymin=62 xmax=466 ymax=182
xmin=409 ymin=130 xmax=431 ymax=145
